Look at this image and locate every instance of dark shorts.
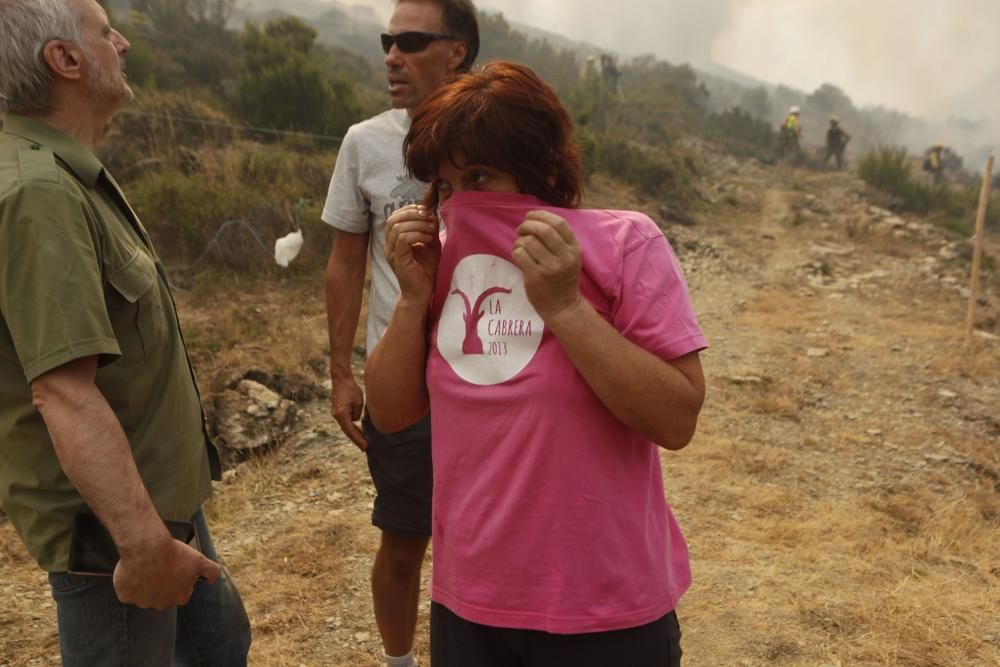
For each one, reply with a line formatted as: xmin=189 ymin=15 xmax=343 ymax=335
xmin=430 ymin=602 xmax=682 ymax=667
xmin=362 ymin=412 xmax=432 ymax=539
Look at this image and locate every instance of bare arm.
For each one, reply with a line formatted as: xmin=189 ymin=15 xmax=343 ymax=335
xmin=513 ymin=211 xmax=705 ymax=449
xmin=365 ymin=299 xmax=432 ymax=433
xmin=31 ymin=356 xmax=220 ymax=608
xmin=545 ymin=305 xmax=704 ymax=449
xmin=324 ymin=230 xmax=370 ymax=449
xmin=364 ymin=205 xmax=439 ymax=433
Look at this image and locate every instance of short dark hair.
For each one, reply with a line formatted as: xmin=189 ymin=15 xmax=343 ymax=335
xmin=405 ymin=61 xmax=583 ymax=209
xmin=397 ymin=0 xmax=479 ymax=72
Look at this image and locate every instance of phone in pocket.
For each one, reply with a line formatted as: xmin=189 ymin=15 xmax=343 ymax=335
xmin=67 ymin=513 xmax=200 ymax=576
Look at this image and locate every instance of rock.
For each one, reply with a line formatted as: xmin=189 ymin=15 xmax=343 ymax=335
xmin=939 ymin=240 xmax=973 ymax=261
xmin=208 ymin=380 xmax=300 ymax=458
xmin=246 ymin=403 xmax=269 ymax=418
xmin=238 ymin=369 xmax=326 ymax=402
xmin=728 ymin=375 xmax=766 ymax=385
xmin=938 ymin=389 xmax=958 ymax=399
xmin=354 ymin=632 xmax=371 ymax=642
xmin=807 ymin=347 xmax=830 ymax=358
xmin=238 ymin=379 xmax=281 ymax=410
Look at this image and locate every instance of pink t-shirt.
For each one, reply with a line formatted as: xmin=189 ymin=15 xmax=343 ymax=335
xmin=427 ymin=191 xmax=706 ymax=634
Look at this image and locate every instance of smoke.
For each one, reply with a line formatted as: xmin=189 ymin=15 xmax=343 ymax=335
xmin=713 ymin=0 xmax=1000 ymax=118
xmin=338 ymin=0 xmax=999 ymax=162
xmin=475 ymin=0 xmax=736 ymax=69
xmin=465 ymin=0 xmax=998 ymax=118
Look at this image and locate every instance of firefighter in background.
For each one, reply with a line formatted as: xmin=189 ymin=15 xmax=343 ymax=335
xmin=581 ymin=54 xmax=598 ymax=81
xmin=924 ymin=144 xmax=945 ymax=184
xmin=824 ymin=116 xmax=851 ymax=169
xmin=600 ymin=53 xmax=625 ymax=102
xmin=780 ymin=106 xmax=802 ymax=159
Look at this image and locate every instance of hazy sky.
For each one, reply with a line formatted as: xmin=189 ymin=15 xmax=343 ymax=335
xmin=346 ymin=0 xmax=999 ymax=118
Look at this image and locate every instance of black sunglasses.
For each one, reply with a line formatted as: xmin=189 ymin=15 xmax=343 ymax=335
xmin=380 ymin=31 xmax=455 ymax=55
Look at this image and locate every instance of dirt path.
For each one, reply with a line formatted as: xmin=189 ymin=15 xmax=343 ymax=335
xmin=678 ymin=164 xmax=1000 ymax=666
xmin=2 ymin=160 xmax=998 ymax=666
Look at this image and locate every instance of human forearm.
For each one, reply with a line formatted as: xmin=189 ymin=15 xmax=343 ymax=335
xmin=364 ymin=298 xmax=431 ymax=433
xmin=324 ymin=231 xmax=372 ymax=447
xmin=32 ymin=357 xmax=219 ymax=607
xmin=32 ymin=358 xmax=170 ymax=553
xmin=544 ymin=300 xmax=705 ymax=449
xmin=324 ymin=247 xmax=366 ymax=380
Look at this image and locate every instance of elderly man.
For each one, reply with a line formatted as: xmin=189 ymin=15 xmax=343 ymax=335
xmin=321 ymin=2 xmax=479 ymax=665
xmin=0 ymin=0 xmax=250 ymax=664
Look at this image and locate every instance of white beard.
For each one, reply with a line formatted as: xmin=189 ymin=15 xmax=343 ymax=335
xmin=83 ymin=50 xmax=134 ymax=106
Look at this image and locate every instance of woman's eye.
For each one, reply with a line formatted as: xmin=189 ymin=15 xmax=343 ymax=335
xmin=469 ymin=171 xmax=490 ymax=187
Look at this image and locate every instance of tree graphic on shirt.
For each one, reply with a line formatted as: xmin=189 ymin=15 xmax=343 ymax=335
xmin=451 ymin=286 xmax=513 ymax=354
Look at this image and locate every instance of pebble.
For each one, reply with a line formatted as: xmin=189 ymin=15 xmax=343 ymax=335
xmin=728 ymin=375 xmax=765 ymax=385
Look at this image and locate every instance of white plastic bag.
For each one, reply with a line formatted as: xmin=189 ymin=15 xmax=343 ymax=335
xmin=274 ymin=230 xmax=304 ymax=267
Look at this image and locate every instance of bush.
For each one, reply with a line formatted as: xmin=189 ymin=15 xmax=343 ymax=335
xmin=100 ymin=91 xmax=239 ymax=181
xmin=858 ymin=146 xmax=912 ymax=195
xmin=126 ymin=143 xmax=336 ymax=271
xmin=706 ymin=107 xmax=777 ymax=159
xmin=859 ymin=146 xmax=1000 ymax=231
xmin=234 ymin=18 xmax=361 ymax=136
xmin=589 ymin=136 xmax=693 ymax=203
xmin=858 ymin=146 xmax=956 ymax=215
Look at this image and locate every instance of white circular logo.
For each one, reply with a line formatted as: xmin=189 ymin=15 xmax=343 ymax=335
xmin=437 ymin=254 xmax=545 ymax=386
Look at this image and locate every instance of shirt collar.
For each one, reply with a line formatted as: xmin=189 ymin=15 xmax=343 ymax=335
xmin=2 ymin=113 xmax=104 ymax=187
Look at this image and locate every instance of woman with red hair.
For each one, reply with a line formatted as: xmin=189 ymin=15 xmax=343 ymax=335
xmin=366 ymin=61 xmax=706 ymax=666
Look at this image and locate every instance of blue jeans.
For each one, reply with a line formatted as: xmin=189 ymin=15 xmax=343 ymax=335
xmin=48 ymin=509 xmax=251 ymax=666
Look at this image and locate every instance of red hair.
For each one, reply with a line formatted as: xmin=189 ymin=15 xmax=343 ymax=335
xmin=404 ymin=61 xmax=583 ymax=209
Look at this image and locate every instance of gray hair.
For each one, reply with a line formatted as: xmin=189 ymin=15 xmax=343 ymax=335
xmin=0 ymin=0 xmax=82 ymax=114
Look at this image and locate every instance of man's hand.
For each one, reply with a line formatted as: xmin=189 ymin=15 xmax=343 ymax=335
xmin=331 ymin=374 xmax=367 ymax=450
xmin=113 ymin=533 xmax=220 ymax=609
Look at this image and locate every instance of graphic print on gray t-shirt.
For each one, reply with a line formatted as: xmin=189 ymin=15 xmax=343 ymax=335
xmin=387 ymin=175 xmax=425 ymax=218
xmin=321 ymin=109 xmax=428 ymax=351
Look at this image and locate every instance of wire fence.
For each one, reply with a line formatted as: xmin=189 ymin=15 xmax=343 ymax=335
xmin=117 ymin=108 xmax=346 ymax=146
xmin=164 ymin=198 xmax=313 ymax=290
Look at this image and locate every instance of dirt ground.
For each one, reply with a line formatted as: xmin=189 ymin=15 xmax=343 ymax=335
xmin=2 ymin=153 xmax=999 ymax=666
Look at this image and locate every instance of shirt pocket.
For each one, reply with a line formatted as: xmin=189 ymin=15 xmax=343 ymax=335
xmin=104 ymin=247 xmax=166 ymax=364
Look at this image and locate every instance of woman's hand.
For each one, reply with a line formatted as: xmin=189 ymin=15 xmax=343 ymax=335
xmin=512 ymin=210 xmax=583 ymax=320
xmin=385 ymin=204 xmax=440 ymax=304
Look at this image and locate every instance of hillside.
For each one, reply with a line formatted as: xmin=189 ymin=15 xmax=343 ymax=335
xmin=2 ymin=143 xmax=998 ymax=665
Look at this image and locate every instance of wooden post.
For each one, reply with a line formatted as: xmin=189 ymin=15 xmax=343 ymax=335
xmin=964 ymin=155 xmax=995 ymax=347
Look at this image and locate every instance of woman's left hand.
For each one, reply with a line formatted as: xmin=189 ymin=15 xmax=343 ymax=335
xmin=512 ymin=210 xmax=583 ymax=320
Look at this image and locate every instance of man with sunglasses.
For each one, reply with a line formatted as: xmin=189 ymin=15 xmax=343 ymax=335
xmin=321 ymin=2 xmax=479 ymax=666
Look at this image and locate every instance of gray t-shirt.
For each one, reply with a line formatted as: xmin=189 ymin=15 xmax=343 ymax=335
xmin=322 ymin=109 xmax=425 ymax=350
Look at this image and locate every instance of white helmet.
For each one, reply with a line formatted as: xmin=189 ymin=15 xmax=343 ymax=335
xmin=790 ymin=106 xmax=801 ymax=115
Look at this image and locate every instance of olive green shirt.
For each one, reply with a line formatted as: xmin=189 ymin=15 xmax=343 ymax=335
xmin=0 ymin=114 xmax=220 ymax=572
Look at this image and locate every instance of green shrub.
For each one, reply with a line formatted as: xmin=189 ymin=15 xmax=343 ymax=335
xmin=706 ymin=107 xmax=777 ymax=159
xmin=858 ymin=146 xmax=912 ymax=196
xmin=126 ymin=143 xmax=336 ymax=271
xmin=593 ymin=138 xmax=689 ymax=199
xmin=100 ymin=91 xmax=239 ymax=180
xmin=858 ymin=146 xmax=1000 ymax=232
xmin=859 ymin=146 xmax=957 ymax=215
